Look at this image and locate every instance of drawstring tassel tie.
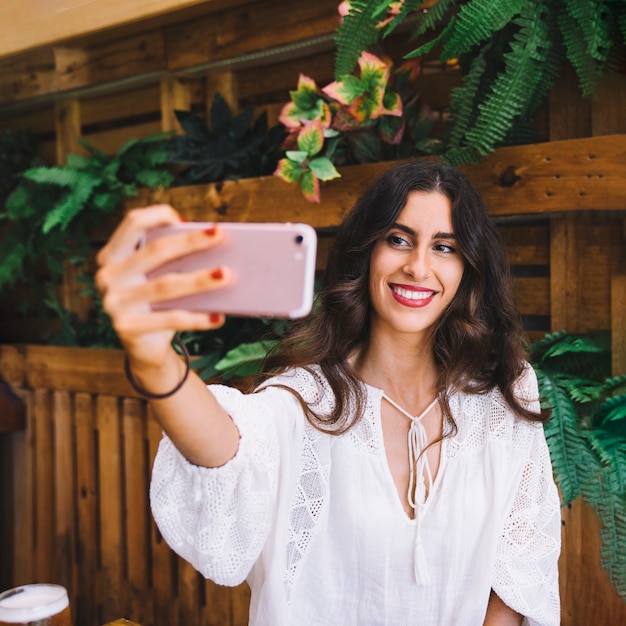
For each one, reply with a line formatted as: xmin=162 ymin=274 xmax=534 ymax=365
xmin=383 ymin=393 xmax=439 ymax=586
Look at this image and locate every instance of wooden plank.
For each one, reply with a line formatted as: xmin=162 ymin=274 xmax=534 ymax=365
xmin=54 ymin=99 xmax=82 ymax=165
xmin=0 ymin=0 xmax=223 ymax=58
xmin=499 ymin=224 xmax=550 ymax=265
xmin=147 ymin=410 xmax=179 ymax=626
xmin=550 ymin=215 xmax=622 ymax=333
xmin=548 ymin=65 xmax=592 ymax=141
xmin=0 ymin=345 xmax=26 ymax=387
xmin=161 ymin=78 xmax=193 ymax=132
xmin=611 ymin=274 xmax=626 ymax=375
xmin=11 ymin=391 xmax=34 ymax=584
xmin=97 ymin=395 xmax=124 ymax=625
xmin=122 ymin=398 xmax=152 ymax=626
xmin=34 ymin=388 xmax=55 ymax=582
xmin=592 ymin=72 xmax=626 ymax=136
xmin=0 ymin=48 xmax=56 ymax=105
xmin=165 ymin=0 xmax=340 ymax=72
xmin=126 ymin=135 xmax=626 ymax=226
xmin=24 ymin=346 xmax=136 ymax=396
xmin=462 ymin=135 xmax=626 ymax=217
xmin=53 ymin=32 xmax=166 ymax=94
xmin=206 ymin=72 xmax=239 ymax=115
xmin=53 ymin=391 xmax=77 ymax=596
xmin=74 ymin=392 xmax=99 ymax=626
xmin=0 ymin=431 xmax=15 ymax=589
xmin=81 ymin=85 xmax=162 ymax=127
xmin=512 ymin=277 xmax=550 ymax=317
xmin=560 ymin=499 xmax=626 ymax=626
xmin=229 ymin=584 xmax=251 ymax=626
xmin=84 ymin=120 xmax=163 ymax=155
xmin=126 ymin=160 xmax=394 ymax=228
xmin=178 ymin=561 xmax=202 ymax=625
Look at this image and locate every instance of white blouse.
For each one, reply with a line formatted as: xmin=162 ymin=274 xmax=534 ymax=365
xmin=150 ymin=365 xmax=561 ymax=626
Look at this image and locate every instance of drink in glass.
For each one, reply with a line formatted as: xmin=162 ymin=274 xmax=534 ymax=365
xmin=0 ymin=584 xmax=72 ymax=626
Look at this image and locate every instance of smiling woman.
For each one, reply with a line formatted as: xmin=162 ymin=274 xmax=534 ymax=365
xmin=97 ymin=159 xmax=561 ymax=626
xmin=368 ymin=190 xmax=465 ymax=340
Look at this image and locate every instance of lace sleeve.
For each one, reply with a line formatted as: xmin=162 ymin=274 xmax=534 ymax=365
xmin=492 ymin=367 xmax=562 ymax=626
xmin=150 ymin=384 xmax=300 ymax=586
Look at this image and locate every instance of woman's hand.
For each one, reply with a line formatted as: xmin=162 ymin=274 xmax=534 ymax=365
xmin=96 ymin=205 xmax=240 ymax=466
xmin=96 ymin=204 xmax=229 ymax=369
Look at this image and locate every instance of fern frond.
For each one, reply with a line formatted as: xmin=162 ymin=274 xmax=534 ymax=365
xmin=382 ymin=0 xmax=426 ymax=38
xmin=586 ymin=427 xmax=626 ymax=491
xmin=595 ymin=486 xmax=626 ymax=597
xmin=42 ymin=178 xmax=100 ymax=233
xmin=558 ymin=9 xmax=603 ymax=96
xmin=335 ymin=0 xmax=385 ymax=77
xmin=564 ymin=0 xmax=613 ymax=62
xmin=440 ymin=0 xmax=526 ymax=59
xmin=538 ymin=368 xmax=584 ymax=504
xmin=25 ymin=166 xmax=96 ymax=189
xmin=465 ymin=6 xmax=553 ymax=155
xmin=445 ymin=44 xmax=489 ymax=149
xmin=594 ymin=394 xmax=626 ymax=430
xmin=410 ymin=0 xmax=457 ymax=38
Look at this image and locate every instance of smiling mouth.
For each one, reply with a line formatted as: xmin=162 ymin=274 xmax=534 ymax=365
xmin=390 ymin=285 xmax=437 ymax=301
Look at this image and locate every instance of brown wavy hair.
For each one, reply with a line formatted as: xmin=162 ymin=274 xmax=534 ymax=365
xmin=260 ymin=159 xmax=547 ymax=433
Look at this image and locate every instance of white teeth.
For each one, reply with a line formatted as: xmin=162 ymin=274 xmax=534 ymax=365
xmin=392 ymin=286 xmax=435 ymax=300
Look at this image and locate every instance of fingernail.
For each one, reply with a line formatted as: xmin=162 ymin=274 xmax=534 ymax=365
xmin=204 ymin=226 xmax=217 ymax=236
xmin=179 ymin=216 xmax=187 ymax=222
xmin=210 ymin=268 xmax=224 ymax=280
xmin=209 ymin=313 xmax=221 ymax=324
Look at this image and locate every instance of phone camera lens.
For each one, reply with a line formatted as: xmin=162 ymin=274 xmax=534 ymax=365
xmin=295 ymin=235 xmax=304 ymax=245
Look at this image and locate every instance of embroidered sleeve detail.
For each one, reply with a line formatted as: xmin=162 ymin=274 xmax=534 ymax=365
xmin=492 ymin=426 xmax=561 ymax=625
xmin=285 ymin=423 xmax=330 ymax=593
xmin=150 ymin=384 xmax=283 ymax=586
xmin=446 ymin=364 xmax=541 ymax=459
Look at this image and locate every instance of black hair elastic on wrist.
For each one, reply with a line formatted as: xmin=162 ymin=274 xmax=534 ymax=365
xmin=124 ymin=335 xmax=191 ymax=400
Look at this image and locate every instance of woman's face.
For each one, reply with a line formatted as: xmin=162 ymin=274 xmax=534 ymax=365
xmin=368 ymin=190 xmax=465 ymax=343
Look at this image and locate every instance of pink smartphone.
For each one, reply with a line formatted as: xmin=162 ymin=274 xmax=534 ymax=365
xmin=143 ymin=222 xmax=317 ymax=318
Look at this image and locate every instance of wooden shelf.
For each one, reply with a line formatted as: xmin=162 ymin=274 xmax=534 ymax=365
xmin=126 ymin=134 xmax=626 ymax=227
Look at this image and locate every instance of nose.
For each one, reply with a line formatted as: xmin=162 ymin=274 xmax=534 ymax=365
xmin=403 ymin=247 xmax=431 ymax=280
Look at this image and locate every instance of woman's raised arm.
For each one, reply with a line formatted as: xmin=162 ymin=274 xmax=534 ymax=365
xmin=96 ymin=205 xmax=240 ymax=467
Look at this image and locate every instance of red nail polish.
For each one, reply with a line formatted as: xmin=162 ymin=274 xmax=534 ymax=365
xmin=204 ymin=226 xmax=217 ymax=236
xmin=179 ymin=216 xmax=187 ymax=222
xmin=210 ymin=268 xmax=224 ymax=280
xmin=209 ymin=313 xmax=221 ymax=324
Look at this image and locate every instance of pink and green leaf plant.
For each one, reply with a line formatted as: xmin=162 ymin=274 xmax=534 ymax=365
xmin=274 ymin=119 xmax=340 ymax=203
xmin=275 ymin=50 xmax=413 ymax=202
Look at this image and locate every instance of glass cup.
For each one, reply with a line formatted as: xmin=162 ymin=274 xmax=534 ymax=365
xmin=0 ymin=584 xmax=72 ymax=626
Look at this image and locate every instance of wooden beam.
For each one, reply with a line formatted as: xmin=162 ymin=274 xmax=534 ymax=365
xmin=126 ymin=135 xmax=626 ymax=228
xmin=0 ymin=0 xmax=234 ymax=59
xmin=461 ymin=134 xmax=626 ymax=217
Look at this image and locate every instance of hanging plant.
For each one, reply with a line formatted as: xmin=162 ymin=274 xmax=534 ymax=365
xmin=334 ymin=0 xmax=626 ymax=165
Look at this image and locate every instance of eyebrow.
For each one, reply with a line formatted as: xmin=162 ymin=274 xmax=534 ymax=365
xmin=392 ymin=222 xmax=456 ymax=239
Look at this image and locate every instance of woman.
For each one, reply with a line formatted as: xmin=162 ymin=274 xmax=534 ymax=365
xmin=97 ymin=160 xmax=561 ymax=625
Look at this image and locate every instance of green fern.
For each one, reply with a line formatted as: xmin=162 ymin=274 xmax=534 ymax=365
xmin=465 ymin=5 xmax=553 ymax=155
xmin=409 ymin=0 xmax=456 ymax=38
xmin=439 ymin=0 xmax=526 ymax=59
xmin=0 ymin=134 xmax=174 ymax=343
xmin=532 ymin=330 xmax=626 ymax=599
xmin=334 ymin=0 xmax=626 ymax=164
xmin=538 ymin=368 xmax=584 ymax=503
xmin=335 ymin=0 xmax=391 ymax=77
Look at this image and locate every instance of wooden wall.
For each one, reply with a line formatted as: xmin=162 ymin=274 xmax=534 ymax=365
xmin=0 ymin=345 xmax=250 ymax=626
xmin=1 ymin=1 xmax=626 ymax=624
